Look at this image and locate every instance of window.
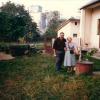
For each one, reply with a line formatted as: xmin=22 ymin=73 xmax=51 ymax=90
xmin=73 ymin=33 xmax=77 ymax=37
xmin=75 ymin=22 xmax=77 ymax=25
xmin=97 ymin=19 xmax=100 ymax=35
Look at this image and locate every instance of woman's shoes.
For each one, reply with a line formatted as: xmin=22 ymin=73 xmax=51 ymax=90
xmin=67 ymin=67 xmax=75 ymax=74
xmin=67 ymin=67 xmax=71 ymax=73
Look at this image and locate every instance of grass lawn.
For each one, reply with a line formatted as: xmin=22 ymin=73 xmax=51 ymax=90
xmin=0 ymin=54 xmax=100 ymax=100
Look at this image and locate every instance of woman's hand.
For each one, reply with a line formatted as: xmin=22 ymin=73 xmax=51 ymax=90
xmin=74 ymin=48 xmax=79 ymax=55
xmin=64 ymin=47 xmax=67 ymax=51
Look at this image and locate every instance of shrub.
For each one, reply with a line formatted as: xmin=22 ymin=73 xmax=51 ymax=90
xmin=81 ymin=48 xmax=98 ymax=61
xmin=88 ymin=48 xmax=98 ymax=56
xmin=0 ymin=43 xmax=10 ymax=53
xmin=9 ymin=44 xmax=30 ymax=56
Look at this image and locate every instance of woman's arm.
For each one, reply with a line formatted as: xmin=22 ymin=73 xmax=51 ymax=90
xmin=74 ymin=43 xmax=79 ymax=55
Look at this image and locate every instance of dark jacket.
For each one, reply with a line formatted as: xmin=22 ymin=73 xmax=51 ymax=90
xmin=53 ymin=37 xmax=66 ymax=51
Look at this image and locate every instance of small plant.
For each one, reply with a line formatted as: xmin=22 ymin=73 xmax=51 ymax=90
xmin=88 ymin=48 xmax=98 ymax=56
xmin=84 ymin=48 xmax=98 ymax=60
xmin=79 ymin=47 xmax=98 ymax=61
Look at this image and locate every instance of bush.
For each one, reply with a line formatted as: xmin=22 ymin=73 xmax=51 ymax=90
xmin=0 ymin=43 xmax=39 ymax=56
xmin=88 ymin=48 xmax=98 ymax=56
xmin=81 ymin=48 xmax=98 ymax=61
xmin=0 ymin=43 xmax=10 ymax=53
xmin=9 ymin=44 xmax=30 ymax=56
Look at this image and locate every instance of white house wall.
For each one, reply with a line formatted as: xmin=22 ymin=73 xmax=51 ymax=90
xmin=91 ymin=7 xmax=100 ymax=48
xmin=84 ymin=9 xmax=92 ymax=45
xmin=81 ymin=5 xmax=100 ymax=48
xmin=80 ymin=9 xmax=85 ymax=45
xmin=80 ymin=9 xmax=93 ymax=47
xmin=58 ymin=22 xmax=71 ymax=38
xmin=70 ymin=21 xmax=80 ymax=37
xmin=58 ymin=21 xmax=80 ymax=38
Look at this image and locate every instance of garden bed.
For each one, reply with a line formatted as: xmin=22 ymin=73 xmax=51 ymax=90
xmin=0 ymin=43 xmax=38 ymax=56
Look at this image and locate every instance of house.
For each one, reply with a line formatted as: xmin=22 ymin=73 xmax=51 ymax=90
xmin=57 ymin=18 xmax=80 ymax=46
xmin=80 ymin=0 xmax=100 ymax=48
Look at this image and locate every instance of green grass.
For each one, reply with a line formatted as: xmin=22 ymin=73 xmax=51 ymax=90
xmin=0 ymin=54 xmax=100 ymax=100
xmin=88 ymin=57 xmax=100 ymax=71
xmin=35 ymin=42 xmax=44 ymax=50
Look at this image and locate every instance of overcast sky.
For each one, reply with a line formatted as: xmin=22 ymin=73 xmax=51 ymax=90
xmin=0 ymin=0 xmax=92 ymax=18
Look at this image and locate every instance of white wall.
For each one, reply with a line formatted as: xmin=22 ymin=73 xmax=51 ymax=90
xmin=84 ymin=9 xmax=92 ymax=45
xmin=58 ymin=22 xmax=71 ymax=39
xmin=70 ymin=21 xmax=80 ymax=37
xmin=58 ymin=21 xmax=80 ymax=47
xmin=80 ymin=9 xmax=92 ymax=46
xmin=91 ymin=7 xmax=100 ymax=48
xmin=58 ymin=21 xmax=80 ymax=39
xmin=80 ymin=9 xmax=85 ymax=46
xmin=80 ymin=6 xmax=100 ymax=48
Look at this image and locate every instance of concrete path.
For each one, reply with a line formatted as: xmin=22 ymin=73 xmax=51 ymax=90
xmin=92 ymin=56 xmax=100 ymax=60
xmin=93 ymin=71 xmax=100 ymax=76
xmin=92 ymin=52 xmax=100 ymax=60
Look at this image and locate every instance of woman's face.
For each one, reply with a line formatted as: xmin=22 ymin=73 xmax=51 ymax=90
xmin=67 ymin=37 xmax=72 ymax=42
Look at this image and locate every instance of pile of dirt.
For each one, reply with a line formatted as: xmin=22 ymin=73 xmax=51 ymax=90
xmin=0 ymin=52 xmax=14 ymax=61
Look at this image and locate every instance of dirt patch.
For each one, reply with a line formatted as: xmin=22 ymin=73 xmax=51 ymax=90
xmin=0 ymin=52 xmax=14 ymax=61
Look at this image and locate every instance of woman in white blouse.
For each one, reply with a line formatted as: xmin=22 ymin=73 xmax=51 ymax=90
xmin=64 ymin=37 xmax=78 ymax=72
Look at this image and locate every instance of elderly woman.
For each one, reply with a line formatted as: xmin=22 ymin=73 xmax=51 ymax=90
xmin=64 ymin=37 xmax=78 ymax=72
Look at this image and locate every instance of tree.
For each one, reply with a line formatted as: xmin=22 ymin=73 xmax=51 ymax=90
xmin=44 ymin=18 xmax=61 ymax=38
xmin=0 ymin=12 xmax=9 ymax=41
xmin=0 ymin=1 xmax=39 ymax=42
xmin=45 ymin=11 xmax=62 ymax=37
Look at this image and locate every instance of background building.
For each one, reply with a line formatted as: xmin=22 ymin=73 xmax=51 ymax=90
xmin=45 ymin=11 xmax=60 ymax=26
xmin=57 ymin=18 xmax=80 ymax=47
xmin=29 ymin=5 xmax=60 ymax=35
xmin=29 ymin=5 xmax=43 ymax=34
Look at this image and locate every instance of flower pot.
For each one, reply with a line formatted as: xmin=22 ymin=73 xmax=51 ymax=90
xmin=75 ymin=61 xmax=93 ymax=75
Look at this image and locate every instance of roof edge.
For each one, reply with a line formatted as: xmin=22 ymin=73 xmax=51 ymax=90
xmin=57 ymin=18 xmax=80 ymax=31
xmin=80 ymin=0 xmax=100 ymax=10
